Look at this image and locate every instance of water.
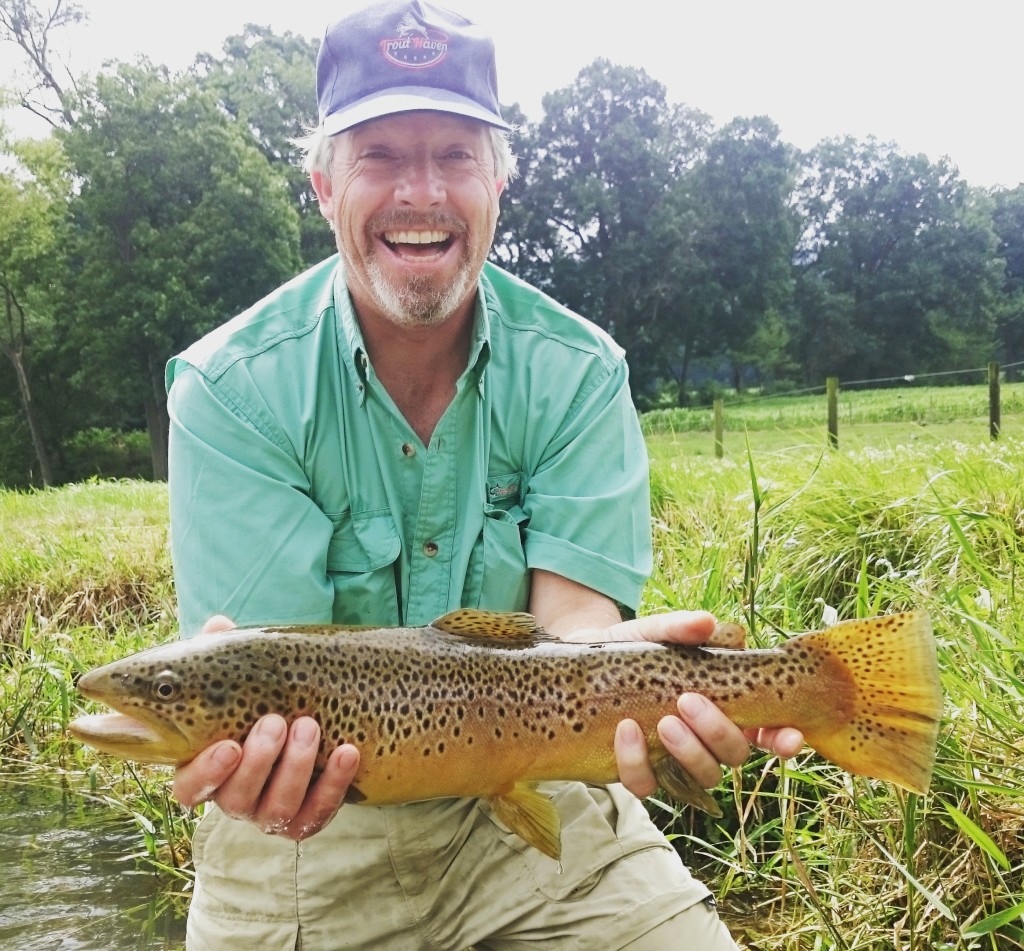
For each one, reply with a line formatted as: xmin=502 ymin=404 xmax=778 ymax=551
xmin=0 ymin=777 xmax=187 ymax=950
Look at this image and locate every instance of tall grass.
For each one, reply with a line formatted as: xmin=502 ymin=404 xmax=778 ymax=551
xmin=1 ymin=403 xmax=1023 ymax=948
xmin=644 ymin=436 xmax=1024 ymax=948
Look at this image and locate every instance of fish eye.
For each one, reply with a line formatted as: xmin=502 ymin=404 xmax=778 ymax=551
xmin=152 ymin=675 xmax=180 ymax=702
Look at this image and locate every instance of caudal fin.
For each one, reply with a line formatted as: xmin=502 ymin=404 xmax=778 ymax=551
xmin=796 ymin=611 xmax=942 ymax=794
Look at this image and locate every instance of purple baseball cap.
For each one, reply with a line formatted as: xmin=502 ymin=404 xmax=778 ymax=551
xmin=316 ymin=0 xmax=510 ymax=135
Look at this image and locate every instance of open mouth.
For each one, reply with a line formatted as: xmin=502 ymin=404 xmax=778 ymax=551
xmin=68 ymin=712 xmax=192 ymax=766
xmin=381 ymin=229 xmax=456 ymax=259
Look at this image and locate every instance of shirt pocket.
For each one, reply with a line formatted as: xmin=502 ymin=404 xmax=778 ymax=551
xmin=326 ymin=510 xmax=401 ymax=625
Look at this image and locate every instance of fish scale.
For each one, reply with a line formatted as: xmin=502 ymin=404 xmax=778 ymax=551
xmin=69 ymin=609 xmax=942 ymax=860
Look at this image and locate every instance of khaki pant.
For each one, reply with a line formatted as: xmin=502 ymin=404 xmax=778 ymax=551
xmin=186 ymin=782 xmax=737 ymax=951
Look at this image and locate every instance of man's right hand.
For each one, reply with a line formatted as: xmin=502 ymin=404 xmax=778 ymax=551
xmin=170 ymin=615 xmax=361 ymax=840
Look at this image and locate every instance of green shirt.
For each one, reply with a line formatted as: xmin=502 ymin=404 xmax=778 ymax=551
xmin=166 ymin=257 xmax=651 ymax=635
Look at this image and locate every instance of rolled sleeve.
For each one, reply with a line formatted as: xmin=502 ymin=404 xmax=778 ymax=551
xmin=521 ymin=359 xmax=652 ymax=609
xmin=167 ymin=365 xmax=335 ymax=635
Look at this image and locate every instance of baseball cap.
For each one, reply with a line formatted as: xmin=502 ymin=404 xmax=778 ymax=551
xmin=317 ymin=0 xmax=510 ymax=136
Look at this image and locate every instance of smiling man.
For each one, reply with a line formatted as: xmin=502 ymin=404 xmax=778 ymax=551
xmin=164 ymin=2 xmax=801 ymax=948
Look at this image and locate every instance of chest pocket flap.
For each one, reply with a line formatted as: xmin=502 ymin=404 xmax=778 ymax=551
xmin=326 ymin=511 xmax=401 ymax=572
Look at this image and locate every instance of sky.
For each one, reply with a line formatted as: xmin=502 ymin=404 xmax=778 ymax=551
xmin=2 ymin=0 xmax=1022 ymax=189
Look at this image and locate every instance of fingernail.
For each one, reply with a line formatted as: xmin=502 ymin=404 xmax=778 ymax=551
xmin=660 ymin=717 xmax=689 ymax=746
xmin=212 ymin=743 xmax=241 ymax=769
xmin=619 ymin=720 xmax=642 ymax=745
xmin=293 ymin=718 xmax=319 ymax=746
xmin=334 ymin=746 xmax=358 ymax=772
xmin=256 ymin=715 xmax=287 ymax=742
xmin=679 ymin=693 xmax=706 ymax=718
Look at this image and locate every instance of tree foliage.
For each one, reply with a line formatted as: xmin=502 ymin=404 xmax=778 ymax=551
xmin=0 ymin=131 xmax=71 ymax=483
xmin=59 ymin=62 xmax=301 ymax=479
xmin=1 ymin=6 xmax=1022 ymax=484
xmin=793 ymin=138 xmax=1001 ymax=381
xmin=195 ymin=24 xmax=334 ymax=267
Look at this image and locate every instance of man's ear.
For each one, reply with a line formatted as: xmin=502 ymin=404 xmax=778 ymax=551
xmin=311 ymin=169 xmax=333 ymax=219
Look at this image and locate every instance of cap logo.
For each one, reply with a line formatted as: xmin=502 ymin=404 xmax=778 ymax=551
xmin=380 ymin=13 xmax=449 ymax=69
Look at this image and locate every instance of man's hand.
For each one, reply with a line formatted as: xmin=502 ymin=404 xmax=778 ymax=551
xmin=170 ymin=615 xmax=361 ymax=840
xmin=529 ymin=570 xmax=804 ymax=800
xmin=601 ymin=610 xmax=805 ymax=798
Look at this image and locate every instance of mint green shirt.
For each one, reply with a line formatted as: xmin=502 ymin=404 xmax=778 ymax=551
xmin=166 ymin=257 xmax=651 ymax=635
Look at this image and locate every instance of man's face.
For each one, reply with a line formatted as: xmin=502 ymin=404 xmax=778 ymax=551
xmin=313 ymin=111 xmax=503 ymax=329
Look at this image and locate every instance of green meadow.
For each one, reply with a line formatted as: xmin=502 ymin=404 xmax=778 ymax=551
xmin=2 ymin=385 xmax=1023 ymax=949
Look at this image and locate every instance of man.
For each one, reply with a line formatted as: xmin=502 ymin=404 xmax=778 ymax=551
xmin=166 ymin=2 xmax=802 ymax=948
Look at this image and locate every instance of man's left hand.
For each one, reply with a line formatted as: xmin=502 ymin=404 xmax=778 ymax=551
xmin=571 ymin=610 xmax=805 ymax=799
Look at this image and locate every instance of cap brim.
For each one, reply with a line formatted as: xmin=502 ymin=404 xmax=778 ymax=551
xmin=322 ymin=86 xmax=511 ymax=136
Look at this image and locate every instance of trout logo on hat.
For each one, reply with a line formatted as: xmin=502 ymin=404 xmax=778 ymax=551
xmin=317 ymin=0 xmax=510 ymax=136
xmin=381 ymin=13 xmax=449 ymax=69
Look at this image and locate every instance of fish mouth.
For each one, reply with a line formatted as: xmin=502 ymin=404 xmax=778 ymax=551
xmin=68 ymin=712 xmax=193 ymax=766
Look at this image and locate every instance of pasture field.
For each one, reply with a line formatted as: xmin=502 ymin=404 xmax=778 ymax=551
xmin=1 ymin=386 xmax=1023 ymax=949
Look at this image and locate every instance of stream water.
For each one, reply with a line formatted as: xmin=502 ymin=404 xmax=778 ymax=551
xmin=0 ymin=776 xmax=187 ymax=950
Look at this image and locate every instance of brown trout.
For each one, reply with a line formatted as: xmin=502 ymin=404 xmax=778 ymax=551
xmin=69 ymin=609 xmax=942 ymax=859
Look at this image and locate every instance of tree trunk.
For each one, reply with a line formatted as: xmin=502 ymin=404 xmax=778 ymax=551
xmin=145 ymin=352 xmax=169 ymax=481
xmin=8 ymin=345 xmax=54 ymax=486
xmin=1 ymin=282 xmax=54 ymax=485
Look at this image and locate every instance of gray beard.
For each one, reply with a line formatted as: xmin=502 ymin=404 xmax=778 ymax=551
xmin=363 ymin=255 xmax=477 ymax=327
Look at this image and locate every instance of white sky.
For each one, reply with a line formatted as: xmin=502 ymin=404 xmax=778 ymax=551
xmin=3 ymin=0 xmax=1022 ymax=189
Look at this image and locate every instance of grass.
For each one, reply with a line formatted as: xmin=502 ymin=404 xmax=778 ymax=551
xmin=642 ymin=434 xmax=1024 ymax=948
xmin=2 ymin=385 xmax=1023 ymax=949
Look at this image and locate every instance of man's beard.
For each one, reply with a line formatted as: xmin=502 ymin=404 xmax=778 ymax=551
xmin=363 ymin=252 xmax=477 ymax=327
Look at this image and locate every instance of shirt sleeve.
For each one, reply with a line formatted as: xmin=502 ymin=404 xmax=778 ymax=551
xmin=167 ymin=364 xmax=336 ymax=636
xmin=521 ymin=356 xmax=652 ymax=610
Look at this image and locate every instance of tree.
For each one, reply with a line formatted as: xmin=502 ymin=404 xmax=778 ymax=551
xmin=195 ymin=25 xmax=335 ymax=267
xmin=508 ymin=60 xmax=714 ymax=401
xmin=0 ymin=0 xmax=85 ymax=127
xmin=60 ymin=62 xmax=302 ymax=479
xmin=992 ymin=185 xmax=1024 ymax=368
xmin=0 ymin=131 xmax=71 ymax=484
xmin=793 ymin=138 xmax=1001 ymax=381
xmin=687 ymin=116 xmax=800 ymax=390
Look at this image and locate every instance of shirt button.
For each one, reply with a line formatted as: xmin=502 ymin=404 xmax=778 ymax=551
xmin=422 ymin=541 xmax=439 ymax=557
xmin=401 ymin=442 xmax=416 ymax=457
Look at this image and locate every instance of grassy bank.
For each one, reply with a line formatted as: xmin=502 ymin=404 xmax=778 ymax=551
xmin=2 ymin=422 xmax=1023 ymax=947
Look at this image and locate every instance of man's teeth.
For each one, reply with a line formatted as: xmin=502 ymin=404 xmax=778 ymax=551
xmin=384 ymin=230 xmax=450 ymax=245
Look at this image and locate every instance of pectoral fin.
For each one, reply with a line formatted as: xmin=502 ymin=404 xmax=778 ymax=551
xmin=653 ymin=757 xmax=723 ymax=817
xmin=489 ymin=782 xmax=562 ymax=860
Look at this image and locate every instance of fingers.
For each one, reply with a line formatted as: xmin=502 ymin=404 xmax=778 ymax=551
xmin=746 ymin=726 xmax=805 ymax=759
xmin=171 ymin=714 xmax=360 ymax=841
xmin=654 ymin=694 xmax=750 ymax=791
xmin=614 ymin=720 xmax=658 ymax=798
xmin=172 ymin=740 xmax=243 ymax=807
xmin=609 ymin=610 xmax=718 ymax=645
xmin=280 ymin=743 xmax=360 ymax=839
xmin=201 ymin=614 xmax=235 ymax=634
xmin=239 ymin=716 xmax=319 ymax=832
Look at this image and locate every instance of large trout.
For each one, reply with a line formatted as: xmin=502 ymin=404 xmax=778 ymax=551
xmin=70 ymin=609 xmax=942 ymax=859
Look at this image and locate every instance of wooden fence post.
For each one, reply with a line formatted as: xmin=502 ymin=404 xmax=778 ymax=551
xmin=713 ymin=399 xmax=724 ymax=458
xmin=989 ymin=362 xmax=1001 ymax=439
xmin=826 ymin=377 xmax=839 ymax=449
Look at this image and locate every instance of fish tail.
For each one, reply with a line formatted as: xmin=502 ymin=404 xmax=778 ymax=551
xmin=791 ymin=611 xmax=942 ymax=794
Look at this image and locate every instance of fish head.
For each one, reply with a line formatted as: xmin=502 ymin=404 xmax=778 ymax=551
xmin=69 ymin=632 xmax=281 ymax=766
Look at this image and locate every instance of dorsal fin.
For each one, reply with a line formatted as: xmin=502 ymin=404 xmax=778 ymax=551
xmin=430 ymin=609 xmax=554 ymax=646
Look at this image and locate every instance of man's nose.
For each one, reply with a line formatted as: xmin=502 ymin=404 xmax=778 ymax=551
xmin=394 ymin=155 xmax=446 ymax=207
